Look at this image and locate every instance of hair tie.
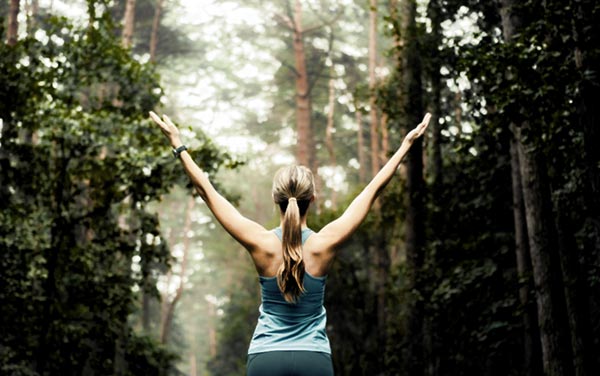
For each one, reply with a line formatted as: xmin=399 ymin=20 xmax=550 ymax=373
xmin=288 ymin=197 xmax=297 ymax=203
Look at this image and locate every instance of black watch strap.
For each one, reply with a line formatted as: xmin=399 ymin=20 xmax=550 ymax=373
xmin=172 ymin=145 xmax=188 ymax=158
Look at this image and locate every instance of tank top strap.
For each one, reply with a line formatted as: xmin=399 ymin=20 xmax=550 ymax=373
xmin=273 ymin=227 xmax=313 ymax=244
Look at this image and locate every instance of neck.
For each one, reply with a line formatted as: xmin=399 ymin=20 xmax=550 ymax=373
xmin=279 ymin=215 xmax=308 ymax=230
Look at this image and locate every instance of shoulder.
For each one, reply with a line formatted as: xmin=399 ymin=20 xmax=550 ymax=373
xmin=246 ymin=229 xmax=284 ymax=276
xmin=303 ymin=231 xmax=336 ymax=257
xmin=247 ymin=229 xmax=281 ymax=254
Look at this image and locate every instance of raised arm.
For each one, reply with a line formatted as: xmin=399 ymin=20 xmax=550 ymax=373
xmin=149 ymin=111 xmax=269 ymax=252
xmin=316 ymin=113 xmax=431 ymax=250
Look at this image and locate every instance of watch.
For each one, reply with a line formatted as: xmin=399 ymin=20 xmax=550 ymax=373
xmin=172 ymin=145 xmax=188 ymax=158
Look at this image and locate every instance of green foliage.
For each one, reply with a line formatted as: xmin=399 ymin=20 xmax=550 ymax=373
xmin=109 ymin=0 xmax=199 ymax=62
xmin=206 ymin=271 xmax=259 ymax=376
xmin=0 ymin=4 xmax=234 ymax=375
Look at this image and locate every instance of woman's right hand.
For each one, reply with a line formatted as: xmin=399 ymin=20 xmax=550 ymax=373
xmin=149 ymin=111 xmax=182 ymax=147
xmin=403 ymin=113 xmax=431 ymax=145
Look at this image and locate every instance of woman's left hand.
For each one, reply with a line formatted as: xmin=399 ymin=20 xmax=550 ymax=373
xmin=403 ymin=113 xmax=431 ymax=145
xmin=149 ymin=111 xmax=181 ymax=147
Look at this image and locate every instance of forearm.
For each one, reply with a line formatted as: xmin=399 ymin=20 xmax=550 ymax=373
xmin=169 ymin=137 xmax=214 ymax=201
xmin=177 ymin=150 xmax=213 ymax=201
xmin=322 ymin=139 xmax=413 ymax=244
xmin=164 ymin=136 xmax=267 ymax=251
xmin=347 ymin=139 xmax=412 ymax=213
xmin=368 ymin=139 xmax=412 ymax=197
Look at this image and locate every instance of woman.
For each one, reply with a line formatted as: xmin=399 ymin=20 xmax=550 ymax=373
xmin=149 ymin=111 xmax=431 ymax=375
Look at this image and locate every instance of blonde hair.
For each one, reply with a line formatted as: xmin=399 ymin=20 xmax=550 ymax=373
xmin=272 ymin=165 xmax=315 ymax=303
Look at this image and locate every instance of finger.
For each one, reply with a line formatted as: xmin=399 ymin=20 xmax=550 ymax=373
xmin=149 ymin=111 xmax=163 ymax=124
xmin=422 ymin=113 xmax=432 ymax=125
xmin=163 ymin=115 xmax=176 ymax=128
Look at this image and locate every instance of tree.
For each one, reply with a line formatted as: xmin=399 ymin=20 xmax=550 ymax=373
xmin=122 ymin=0 xmax=136 ymax=48
xmin=499 ymin=1 xmax=575 ymax=375
xmin=0 ymin=3 xmax=234 ymax=374
xmin=149 ymin=0 xmax=163 ymax=62
xmin=6 ymin=0 xmax=19 ymax=46
xmin=368 ymin=0 xmax=380 ymax=178
xmin=160 ymin=196 xmax=195 ymax=344
xmin=398 ymin=1 xmax=426 ymax=374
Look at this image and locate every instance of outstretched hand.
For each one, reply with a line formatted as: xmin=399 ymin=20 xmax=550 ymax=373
xmin=149 ymin=111 xmax=181 ymax=147
xmin=404 ymin=113 xmax=431 ymax=144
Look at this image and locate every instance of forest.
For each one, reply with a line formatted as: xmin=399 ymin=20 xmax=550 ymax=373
xmin=0 ymin=0 xmax=598 ymax=375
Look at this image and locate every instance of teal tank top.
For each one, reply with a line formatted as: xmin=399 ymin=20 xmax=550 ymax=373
xmin=247 ymin=227 xmax=331 ymax=354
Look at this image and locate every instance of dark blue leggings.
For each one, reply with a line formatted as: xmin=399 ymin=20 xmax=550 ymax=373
xmin=247 ymin=351 xmax=334 ymax=376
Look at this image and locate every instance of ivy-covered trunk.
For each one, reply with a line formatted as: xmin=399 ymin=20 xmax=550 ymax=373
xmin=509 ymin=134 xmax=543 ymax=376
xmin=500 ymin=1 xmax=574 ymax=375
xmin=400 ymin=0 xmax=426 ymax=375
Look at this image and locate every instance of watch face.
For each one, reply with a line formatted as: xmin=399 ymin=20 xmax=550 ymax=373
xmin=173 ymin=145 xmax=186 ymax=157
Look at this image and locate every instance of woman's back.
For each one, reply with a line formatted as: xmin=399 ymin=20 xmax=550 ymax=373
xmin=248 ymin=227 xmax=331 ymax=355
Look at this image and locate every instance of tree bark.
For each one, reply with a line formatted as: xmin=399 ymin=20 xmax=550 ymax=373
xmin=555 ymin=194 xmax=592 ymax=376
xmin=380 ymin=112 xmax=389 ymax=165
xmin=325 ymin=77 xmax=337 ymax=209
xmin=509 ymin=133 xmax=543 ymax=376
xmin=24 ymin=0 xmax=39 ymax=34
xmin=500 ymin=2 xmax=575 ymax=375
xmin=291 ymin=0 xmax=316 ymax=172
xmin=514 ymin=124 xmax=573 ymax=376
xmin=356 ymin=107 xmax=366 ymax=184
xmin=190 ymin=353 xmax=198 ymax=376
xmin=7 ymin=0 xmax=20 ymax=46
xmin=368 ymin=0 xmax=380 ymax=178
xmin=572 ymin=1 xmax=600 ymax=369
xmin=160 ymin=196 xmax=194 ymax=344
xmin=208 ymin=299 xmax=217 ymax=357
xmin=401 ymin=1 xmax=426 ymax=375
xmin=121 ymin=0 xmax=136 ymax=48
xmin=149 ymin=0 xmax=164 ymax=62
xmin=427 ymin=0 xmax=443 ymax=190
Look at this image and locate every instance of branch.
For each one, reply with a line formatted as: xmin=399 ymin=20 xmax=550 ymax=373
xmin=273 ymin=12 xmax=294 ymax=30
xmin=279 ymin=60 xmax=300 ymax=78
xmin=307 ymin=28 xmax=335 ymax=96
xmin=303 ymin=3 xmax=343 ymax=34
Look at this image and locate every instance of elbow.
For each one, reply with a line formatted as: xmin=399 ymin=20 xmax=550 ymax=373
xmin=194 ymin=185 xmax=208 ymax=202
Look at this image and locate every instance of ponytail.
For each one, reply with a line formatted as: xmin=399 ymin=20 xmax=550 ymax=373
xmin=271 ymin=165 xmax=315 ymax=303
xmin=277 ymin=197 xmax=306 ymax=303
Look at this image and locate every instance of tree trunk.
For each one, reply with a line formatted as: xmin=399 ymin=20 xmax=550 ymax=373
xmin=427 ymin=0 xmax=443 ymax=190
xmin=555 ymin=194 xmax=592 ymax=376
xmin=37 ymin=139 xmax=68 ymax=374
xmin=24 ymin=0 xmax=39 ymax=34
xmin=325 ymin=77 xmax=338 ymax=209
xmin=572 ymin=1 xmax=600 ymax=369
xmin=160 ymin=196 xmax=194 ymax=344
xmin=121 ymin=0 xmax=136 ymax=48
xmin=380 ymin=112 xmax=389 ymax=164
xmin=423 ymin=4 xmax=443 ymax=371
xmin=401 ymin=1 xmax=426 ymax=375
xmin=368 ymin=0 xmax=379 ymax=179
xmin=7 ymin=0 xmax=20 ymax=46
xmin=509 ymin=133 xmax=543 ymax=376
xmin=208 ymin=299 xmax=217 ymax=357
xmin=142 ymin=290 xmax=151 ymax=331
xmin=149 ymin=0 xmax=164 ymax=62
xmin=500 ymin=2 xmax=574 ymax=375
xmin=292 ymin=0 xmax=316 ymax=172
xmin=356 ymin=107 xmax=366 ymax=184
xmin=189 ymin=354 xmax=197 ymax=376
xmin=514 ymin=124 xmax=573 ymax=376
